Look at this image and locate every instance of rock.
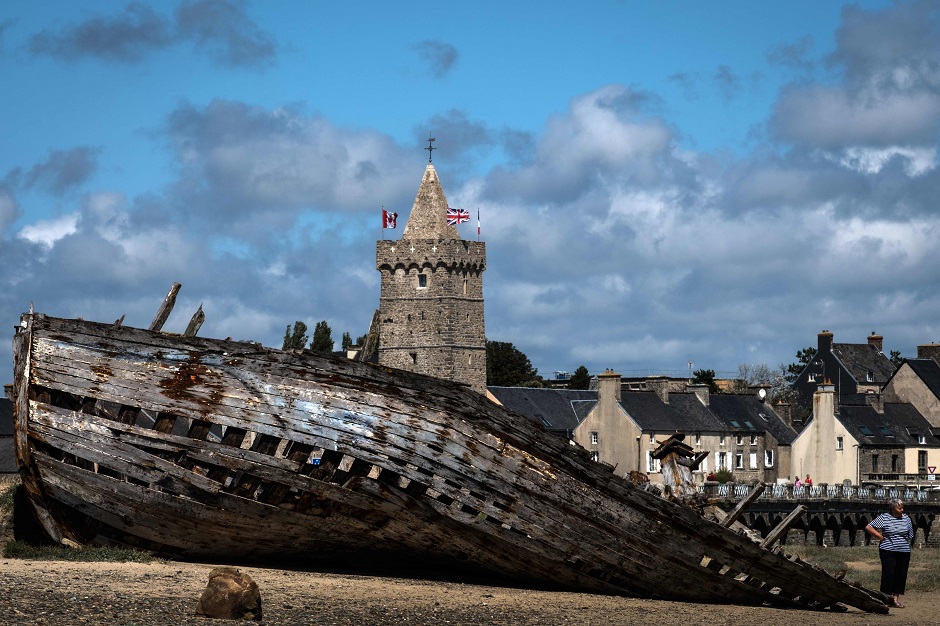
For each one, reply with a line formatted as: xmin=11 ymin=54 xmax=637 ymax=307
xmin=195 ymin=566 xmax=262 ymax=621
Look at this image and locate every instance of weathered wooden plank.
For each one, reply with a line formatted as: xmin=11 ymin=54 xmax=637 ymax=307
xmin=721 ymin=483 xmax=765 ymax=528
xmin=761 ymin=506 xmax=807 ymax=549
xmin=149 ymin=282 xmax=181 ymax=331
xmin=183 ymin=304 xmax=205 ymax=337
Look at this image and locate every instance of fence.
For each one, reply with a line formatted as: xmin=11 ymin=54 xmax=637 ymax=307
xmin=705 ymin=483 xmax=929 ymax=502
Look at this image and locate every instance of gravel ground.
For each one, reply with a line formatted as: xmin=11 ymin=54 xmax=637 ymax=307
xmin=0 ymin=558 xmax=932 ymax=626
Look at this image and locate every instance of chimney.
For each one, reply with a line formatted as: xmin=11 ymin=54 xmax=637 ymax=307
xmin=818 ymin=329 xmax=834 ymax=354
xmin=917 ymin=344 xmax=940 ymax=366
xmin=867 ymin=331 xmax=883 ymax=353
xmin=864 ymin=391 xmax=884 ymax=414
xmin=646 ymin=375 xmax=669 ymax=404
xmin=688 ymin=383 xmax=709 ymax=406
xmin=597 ymin=369 xmax=622 ymax=405
xmin=774 ymin=400 xmax=795 ymax=429
xmin=3 ymin=384 xmax=12 ymax=400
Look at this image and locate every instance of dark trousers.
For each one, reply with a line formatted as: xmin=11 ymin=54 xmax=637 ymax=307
xmin=879 ymin=549 xmax=911 ymax=595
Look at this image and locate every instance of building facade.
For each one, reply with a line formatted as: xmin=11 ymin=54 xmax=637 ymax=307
xmin=376 ymin=164 xmax=487 ymax=393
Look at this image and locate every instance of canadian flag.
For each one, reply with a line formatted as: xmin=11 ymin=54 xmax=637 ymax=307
xmin=382 ymin=209 xmax=398 ymax=229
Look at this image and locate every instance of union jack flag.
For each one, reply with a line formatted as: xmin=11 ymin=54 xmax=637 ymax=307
xmin=447 ymin=207 xmax=470 ymax=225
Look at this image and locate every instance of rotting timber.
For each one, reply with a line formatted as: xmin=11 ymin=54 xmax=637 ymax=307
xmin=12 ymin=310 xmax=890 ymax=613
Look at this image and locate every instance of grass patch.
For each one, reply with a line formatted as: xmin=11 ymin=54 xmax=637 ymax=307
xmin=788 ymin=544 xmax=940 ymax=592
xmin=3 ymin=539 xmax=159 ymax=563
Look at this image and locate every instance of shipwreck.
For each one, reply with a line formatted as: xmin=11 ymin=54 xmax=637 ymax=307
xmin=11 ymin=292 xmax=891 ymax=613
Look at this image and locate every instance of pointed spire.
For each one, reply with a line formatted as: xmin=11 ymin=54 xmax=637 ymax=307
xmin=401 ymin=164 xmax=460 ymax=240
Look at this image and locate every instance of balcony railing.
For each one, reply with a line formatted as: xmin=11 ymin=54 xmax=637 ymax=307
xmin=703 ymin=483 xmax=930 ymax=502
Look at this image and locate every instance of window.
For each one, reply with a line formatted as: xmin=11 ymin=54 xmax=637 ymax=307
xmin=735 ymin=452 xmax=744 ymax=469
xmin=858 ymin=425 xmax=874 ymax=437
xmin=590 ymin=431 xmax=599 ymax=445
xmin=649 ymin=433 xmax=656 ymax=444
xmin=764 ymin=449 xmax=774 ymax=467
xmin=836 ymin=436 xmax=843 ymax=451
xmin=749 ymin=434 xmax=757 ymax=446
xmin=694 ymin=433 xmax=701 ymax=446
xmin=717 ymin=452 xmax=727 ymax=470
xmin=866 ymin=370 xmax=874 ymax=383
xmin=749 ymin=452 xmax=757 ymax=469
xmin=878 ymin=426 xmax=894 ymax=437
xmin=410 ymin=352 xmax=418 ymax=364
xmin=918 ymin=450 xmax=928 ymax=473
xmin=872 ymin=454 xmax=879 ymax=473
xmin=919 ymin=435 xmax=927 ymax=445
xmin=736 ymin=434 xmax=743 ymax=446
xmin=647 ymin=452 xmax=661 ymax=473
xmin=463 ymin=278 xmax=468 ymax=295
xmin=417 ymin=274 xmax=427 ymax=288
xmin=891 ymin=455 xmax=899 ymax=472
xmin=808 ymin=373 xmax=816 ymax=382
xmin=591 ymin=451 xmax=599 ymax=462
xmin=719 ymin=435 xmax=725 ymax=446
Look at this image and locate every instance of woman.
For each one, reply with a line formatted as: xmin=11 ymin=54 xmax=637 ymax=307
xmin=865 ymin=498 xmax=914 ymax=608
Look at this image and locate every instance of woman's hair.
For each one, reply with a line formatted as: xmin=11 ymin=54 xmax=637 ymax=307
xmin=889 ymin=498 xmax=904 ymax=511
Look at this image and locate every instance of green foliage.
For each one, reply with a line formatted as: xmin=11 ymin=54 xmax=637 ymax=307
xmin=282 ymin=321 xmax=308 ymax=350
xmin=486 ymin=340 xmax=542 ymax=387
xmin=341 ymin=331 xmax=353 ymax=351
xmin=692 ymin=368 xmax=719 ymax=394
xmin=2 ymin=540 xmax=159 ymax=562
xmin=889 ymin=350 xmax=904 ymax=368
xmin=785 ymin=346 xmax=817 ymax=382
xmin=568 ymin=365 xmax=591 ymax=390
xmin=714 ymin=469 xmax=734 ymax=484
xmin=310 ymin=320 xmax=334 ymax=353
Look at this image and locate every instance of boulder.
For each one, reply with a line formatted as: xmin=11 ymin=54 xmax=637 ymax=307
xmin=195 ymin=566 xmax=262 ymax=621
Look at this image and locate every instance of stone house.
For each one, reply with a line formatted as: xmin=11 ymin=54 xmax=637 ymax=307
xmin=489 ymin=370 xmax=796 ymax=486
xmin=792 ymin=330 xmax=896 ymax=414
xmin=791 ymin=382 xmax=940 ymax=486
xmin=883 ymin=355 xmax=940 ymax=428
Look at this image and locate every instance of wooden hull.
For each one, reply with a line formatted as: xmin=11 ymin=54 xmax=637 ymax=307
xmin=12 ymin=313 xmax=889 ymax=612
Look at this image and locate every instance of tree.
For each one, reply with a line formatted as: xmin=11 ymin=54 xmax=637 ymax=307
xmin=692 ymin=368 xmax=719 ymax=394
xmin=785 ymin=347 xmax=817 ymax=382
xmin=341 ymin=332 xmax=353 ymax=351
xmin=568 ymin=365 xmax=591 ymax=390
xmin=310 ymin=320 xmax=334 ymax=353
xmin=889 ymin=350 xmax=904 ymax=368
xmin=282 ymin=321 xmax=308 ymax=350
xmin=486 ymin=340 xmax=543 ymax=387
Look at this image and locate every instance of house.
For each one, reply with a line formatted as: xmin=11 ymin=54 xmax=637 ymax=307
xmin=792 ymin=330 xmax=896 ymax=414
xmin=791 ymin=382 xmax=940 ymax=486
xmin=489 ymin=370 xmax=796 ymax=486
xmin=883 ymin=357 xmax=940 ymax=428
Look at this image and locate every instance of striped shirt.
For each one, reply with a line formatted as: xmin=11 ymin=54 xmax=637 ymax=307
xmin=869 ymin=513 xmax=914 ymax=552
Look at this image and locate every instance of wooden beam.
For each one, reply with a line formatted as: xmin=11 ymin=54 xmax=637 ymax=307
xmin=720 ymin=483 xmax=765 ymax=528
xmin=183 ymin=305 xmax=205 ymax=337
xmin=760 ymin=505 xmax=807 ymax=549
xmin=149 ymin=282 xmax=181 ymax=331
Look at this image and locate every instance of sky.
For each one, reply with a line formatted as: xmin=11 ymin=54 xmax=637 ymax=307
xmin=2 ymin=0 xmax=940 ymax=383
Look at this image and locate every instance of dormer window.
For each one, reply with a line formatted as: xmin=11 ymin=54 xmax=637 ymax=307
xmin=866 ymin=370 xmax=874 ymax=383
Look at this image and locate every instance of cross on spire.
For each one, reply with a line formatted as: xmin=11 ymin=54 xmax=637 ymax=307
xmin=425 ymin=135 xmax=436 ymax=163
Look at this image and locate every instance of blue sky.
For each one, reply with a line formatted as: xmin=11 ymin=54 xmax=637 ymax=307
xmin=2 ymin=0 xmax=939 ymax=382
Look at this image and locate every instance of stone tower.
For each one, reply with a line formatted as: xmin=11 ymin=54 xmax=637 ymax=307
xmin=376 ymin=163 xmax=487 ymax=393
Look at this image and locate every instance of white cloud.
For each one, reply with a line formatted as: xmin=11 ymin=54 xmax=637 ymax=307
xmin=833 ymin=146 xmax=937 ymax=176
xmin=17 ymin=212 xmax=79 ymax=247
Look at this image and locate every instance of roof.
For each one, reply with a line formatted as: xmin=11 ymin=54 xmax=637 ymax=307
xmin=401 ymin=164 xmax=460 ymax=240
xmin=0 ymin=397 xmax=12 ymax=436
xmin=832 ymin=342 xmax=895 ymax=385
xmin=838 ymin=403 xmax=940 ymax=447
xmin=487 ymin=387 xmax=596 ymax=432
xmin=619 ymin=392 xmax=727 ymax=433
xmin=708 ymin=394 xmax=798 ymax=445
xmin=904 ymin=358 xmax=940 ymax=400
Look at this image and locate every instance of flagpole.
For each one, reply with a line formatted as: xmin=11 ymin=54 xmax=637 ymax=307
xmin=381 ymin=205 xmax=384 ymax=241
